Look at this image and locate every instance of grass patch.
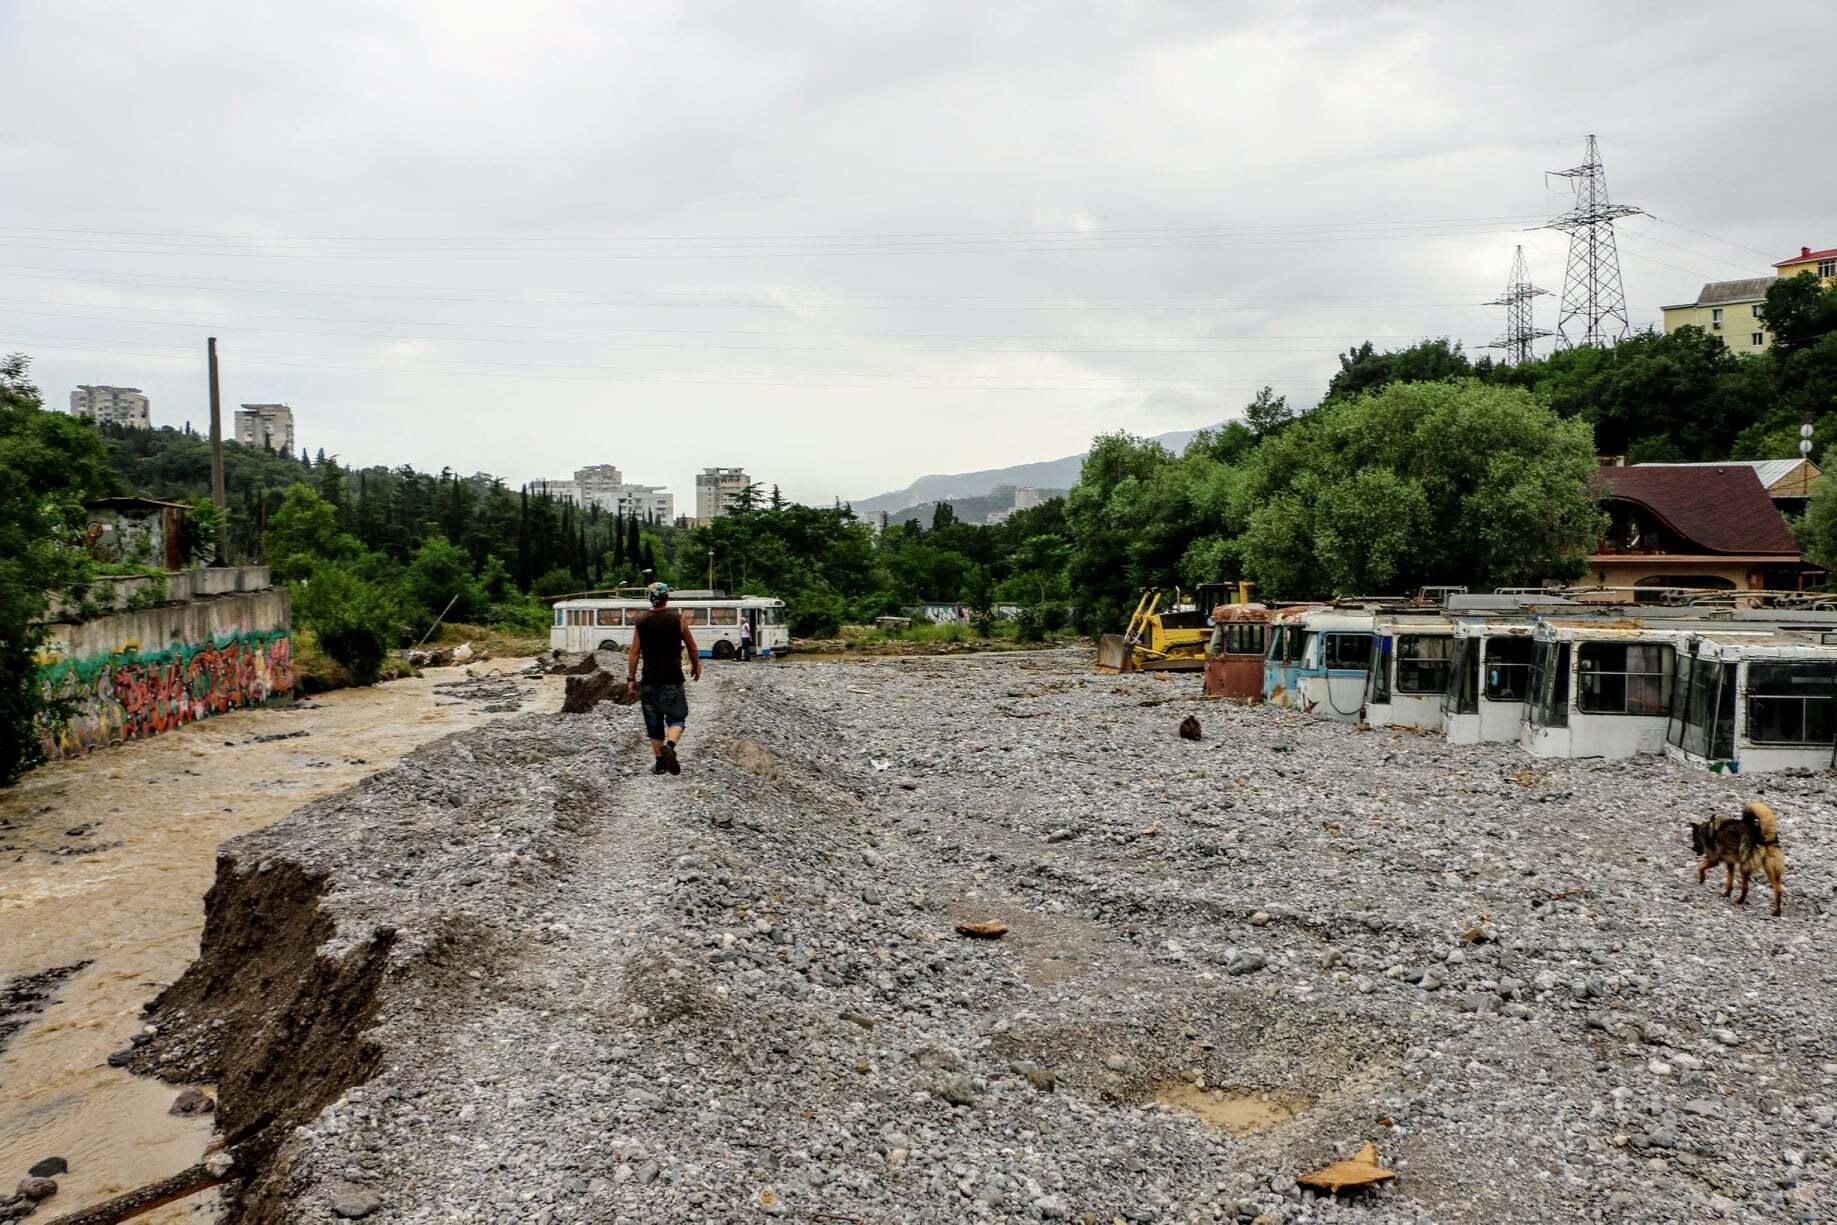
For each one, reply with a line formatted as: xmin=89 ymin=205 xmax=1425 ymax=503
xmin=431 ymin=621 xmax=550 ymax=657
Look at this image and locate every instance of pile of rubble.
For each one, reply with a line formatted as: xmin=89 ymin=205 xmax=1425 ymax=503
xmin=130 ymin=649 xmax=1837 ymax=1223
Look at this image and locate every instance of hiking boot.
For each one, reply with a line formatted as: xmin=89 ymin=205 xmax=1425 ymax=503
xmin=651 ymin=757 xmax=669 ymax=775
xmin=663 ymin=742 xmax=681 ymax=775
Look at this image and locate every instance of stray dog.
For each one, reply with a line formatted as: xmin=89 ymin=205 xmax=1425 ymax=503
xmin=1690 ymin=801 xmax=1785 ymax=917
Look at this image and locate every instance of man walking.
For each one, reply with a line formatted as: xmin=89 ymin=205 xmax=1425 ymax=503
xmin=626 ymin=582 xmax=701 ymax=775
xmin=738 ymin=615 xmax=754 ymax=662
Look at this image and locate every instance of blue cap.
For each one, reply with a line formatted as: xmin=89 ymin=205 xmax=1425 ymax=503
xmin=647 ymin=581 xmax=670 ymax=607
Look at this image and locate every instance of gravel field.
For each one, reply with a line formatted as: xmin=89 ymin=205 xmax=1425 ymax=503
xmin=137 ymin=649 xmax=1837 ymax=1224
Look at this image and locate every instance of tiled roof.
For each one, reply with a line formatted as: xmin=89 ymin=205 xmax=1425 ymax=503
xmin=1693 ymin=277 xmax=1774 ymax=306
xmin=1591 ymin=465 xmax=1798 ymax=555
xmin=1774 ymin=247 xmax=1837 ymax=267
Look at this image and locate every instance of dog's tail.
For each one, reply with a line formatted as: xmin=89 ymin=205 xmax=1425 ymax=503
xmin=1743 ymin=800 xmax=1778 ymax=844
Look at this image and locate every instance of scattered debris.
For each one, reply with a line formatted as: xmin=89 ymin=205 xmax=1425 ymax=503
xmin=1297 ymin=1142 xmax=1397 ymax=1194
xmin=954 ymin=920 xmax=1009 ymax=940
xmin=1178 ymin=715 xmax=1202 ymax=740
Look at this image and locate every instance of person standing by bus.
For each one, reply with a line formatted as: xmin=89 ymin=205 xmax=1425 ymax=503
xmin=738 ymin=615 xmax=754 ymax=662
xmin=626 ymin=582 xmax=701 ymax=775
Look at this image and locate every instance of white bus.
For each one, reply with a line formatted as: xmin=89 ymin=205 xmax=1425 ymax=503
xmin=549 ymin=594 xmax=791 ymax=659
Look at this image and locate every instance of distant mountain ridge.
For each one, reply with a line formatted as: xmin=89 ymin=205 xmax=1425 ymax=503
xmin=848 ymin=423 xmax=1222 ymax=516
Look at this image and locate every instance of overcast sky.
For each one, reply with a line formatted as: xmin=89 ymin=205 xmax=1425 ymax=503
xmin=2 ymin=1 xmax=1832 ymax=507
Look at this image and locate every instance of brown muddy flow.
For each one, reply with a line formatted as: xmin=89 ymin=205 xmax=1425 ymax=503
xmin=0 ymin=660 xmax=555 ymax=1221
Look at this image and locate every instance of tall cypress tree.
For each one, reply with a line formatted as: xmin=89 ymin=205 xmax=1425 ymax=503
xmin=613 ymin=512 xmax=626 ymax=566
xmin=515 ymin=486 xmax=532 ymax=590
xmin=626 ymin=516 xmax=641 ymax=568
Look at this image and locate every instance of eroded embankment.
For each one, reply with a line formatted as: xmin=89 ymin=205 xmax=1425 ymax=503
xmin=129 ymin=708 xmax=624 ymax=1220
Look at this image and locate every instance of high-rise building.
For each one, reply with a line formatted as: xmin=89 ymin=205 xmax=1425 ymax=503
xmin=69 ymin=385 xmax=151 ymax=428
xmin=534 ymin=463 xmax=674 ymax=520
xmin=1012 ymin=485 xmax=1045 ymax=512
xmin=695 ymin=467 xmax=753 ymax=520
xmin=235 ymin=404 xmax=296 ymax=453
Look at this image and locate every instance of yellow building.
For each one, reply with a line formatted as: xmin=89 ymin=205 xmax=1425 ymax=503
xmin=1660 ymin=277 xmax=1774 ymax=352
xmin=1774 ymin=245 xmax=1837 ymax=282
xmin=1662 ymin=244 xmax=1836 ymax=354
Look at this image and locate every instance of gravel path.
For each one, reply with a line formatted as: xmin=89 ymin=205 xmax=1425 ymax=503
xmin=144 ymin=650 xmax=1837 ymax=1224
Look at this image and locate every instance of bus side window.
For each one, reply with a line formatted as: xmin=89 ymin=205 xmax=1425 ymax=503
xmin=596 ymin=608 xmax=619 ymax=626
xmin=710 ymin=606 xmax=738 ymax=625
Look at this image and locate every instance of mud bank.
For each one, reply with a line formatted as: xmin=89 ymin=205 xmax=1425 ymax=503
xmin=133 ymin=653 xmax=1837 ymax=1224
xmin=130 ymin=711 xmax=623 ymax=1221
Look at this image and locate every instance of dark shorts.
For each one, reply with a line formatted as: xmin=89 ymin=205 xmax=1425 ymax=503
xmin=639 ymin=683 xmax=688 ymax=739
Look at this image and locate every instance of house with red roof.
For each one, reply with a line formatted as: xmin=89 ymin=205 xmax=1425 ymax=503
xmin=1661 ymin=244 xmax=1835 ymax=354
xmin=1587 ymin=463 xmax=1824 ymax=597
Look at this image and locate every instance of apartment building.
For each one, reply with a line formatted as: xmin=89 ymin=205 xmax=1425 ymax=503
xmin=695 ymin=466 xmax=754 ymax=520
xmin=235 ymin=404 xmax=296 ymax=453
xmin=1662 ymin=243 xmax=1836 ymax=354
xmin=69 ymin=385 xmax=151 ymax=428
xmin=535 ymin=463 xmax=674 ymax=520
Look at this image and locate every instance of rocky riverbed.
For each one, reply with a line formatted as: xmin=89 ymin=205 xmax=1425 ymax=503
xmin=133 ymin=649 xmax=1837 ymax=1223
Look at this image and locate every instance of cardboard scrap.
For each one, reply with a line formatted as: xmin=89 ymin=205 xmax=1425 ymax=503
xmin=1296 ymin=1143 xmax=1396 ymax=1194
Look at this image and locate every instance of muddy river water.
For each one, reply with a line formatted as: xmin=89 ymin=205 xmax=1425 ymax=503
xmin=0 ymin=659 xmax=555 ymax=1221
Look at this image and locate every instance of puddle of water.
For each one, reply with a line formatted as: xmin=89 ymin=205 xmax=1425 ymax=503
xmin=0 ymin=659 xmax=555 ymax=1219
xmin=1154 ymin=1081 xmax=1312 ymax=1134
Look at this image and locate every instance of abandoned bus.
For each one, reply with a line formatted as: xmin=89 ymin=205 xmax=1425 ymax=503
xmin=1261 ymin=604 xmax=1323 ymax=707
xmin=1364 ymin=610 xmax=1455 ymax=732
xmin=1519 ymin=620 xmax=1690 ymax=759
xmin=1440 ymin=619 xmax=1540 ymax=744
xmin=1203 ymin=603 xmax=1270 ymax=702
xmin=1666 ymin=630 xmax=1837 ymax=774
xmin=1291 ymin=608 xmax=1375 ymax=722
xmin=550 ymin=594 xmax=790 ymax=658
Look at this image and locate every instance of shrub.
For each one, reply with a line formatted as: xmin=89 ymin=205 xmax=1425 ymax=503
xmin=788 ymin=585 xmax=846 ymax=637
xmin=1014 ymin=605 xmax=1047 ymax=643
xmin=292 ymin=563 xmax=406 ymax=686
xmin=531 ymin=567 xmax=581 ymax=599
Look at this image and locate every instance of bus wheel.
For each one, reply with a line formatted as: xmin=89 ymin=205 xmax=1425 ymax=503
xmin=598 ymin=640 xmax=618 ymax=651
xmin=712 ymin=640 xmax=736 ymax=660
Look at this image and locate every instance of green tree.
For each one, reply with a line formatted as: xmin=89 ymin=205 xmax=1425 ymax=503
xmin=1800 ymin=458 xmax=1837 ymax=576
xmin=531 ymin=567 xmax=578 ymax=599
xmin=266 ymin=483 xmax=362 ymax=583
xmin=293 ymin=563 xmax=405 ymax=686
xmin=1242 ymin=386 xmax=1293 ymax=437
xmin=0 ymin=354 xmax=118 ymax=782
xmin=1232 ymin=380 xmax=1603 ymax=597
xmin=403 ymin=535 xmax=487 ymax=627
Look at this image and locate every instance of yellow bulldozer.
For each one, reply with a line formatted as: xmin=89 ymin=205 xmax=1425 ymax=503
xmin=1094 ymin=582 xmax=1255 ymax=673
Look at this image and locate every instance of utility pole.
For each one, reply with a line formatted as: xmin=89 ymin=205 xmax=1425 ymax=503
xmin=1543 ymin=135 xmax=1643 ymax=349
xmin=207 ymin=337 xmax=226 ymax=508
xmin=1484 ymin=246 xmax=1553 ymax=365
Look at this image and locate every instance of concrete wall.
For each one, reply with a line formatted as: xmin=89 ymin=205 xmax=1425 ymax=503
xmin=37 ymin=585 xmax=293 ymax=760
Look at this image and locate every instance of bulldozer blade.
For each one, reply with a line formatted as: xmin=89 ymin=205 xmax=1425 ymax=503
xmin=1094 ymin=633 xmax=1134 ymax=673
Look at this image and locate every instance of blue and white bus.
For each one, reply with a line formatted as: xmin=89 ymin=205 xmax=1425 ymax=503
xmin=550 ymin=594 xmax=790 ymax=659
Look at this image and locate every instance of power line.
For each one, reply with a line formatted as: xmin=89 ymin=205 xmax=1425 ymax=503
xmin=0 ymin=266 xmax=1496 ymax=312
xmin=0 ymin=303 xmax=1490 ymax=355
xmin=0 ymin=336 xmax=1329 ymax=393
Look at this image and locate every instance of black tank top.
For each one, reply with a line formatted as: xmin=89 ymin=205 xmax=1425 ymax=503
xmin=635 ymin=609 xmax=686 ymax=685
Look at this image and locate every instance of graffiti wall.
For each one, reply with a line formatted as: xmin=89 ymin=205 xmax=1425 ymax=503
xmin=39 ymin=630 xmax=294 ymax=759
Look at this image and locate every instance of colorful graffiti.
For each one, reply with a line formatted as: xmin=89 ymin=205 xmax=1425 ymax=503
xmin=38 ymin=630 xmax=294 ymax=759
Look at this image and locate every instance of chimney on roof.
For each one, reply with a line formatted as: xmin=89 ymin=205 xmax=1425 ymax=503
xmin=1804 ymin=246 xmax=1813 ymax=258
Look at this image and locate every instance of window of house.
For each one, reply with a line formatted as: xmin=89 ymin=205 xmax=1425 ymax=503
xmin=1745 ymin=662 xmax=1837 ymax=745
xmin=1752 ymin=304 xmax=1763 ymax=318
xmin=1576 ymin=641 xmax=1674 ymax=716
xmin=1324 ymin=632 xmax=1372 ymax=671
xmin=1820 ymin=258 xmax=1835 ymax=278
xmin=1484 ymin=636 xmax=1536 ymax=702
xmin=1711 ymin=307 xmax=1723 ymax=325
xmin=1752 ymin=332 xmax=1766 ymax=347
xmin=1396 ymin=634 xmax=1453 ymax=695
